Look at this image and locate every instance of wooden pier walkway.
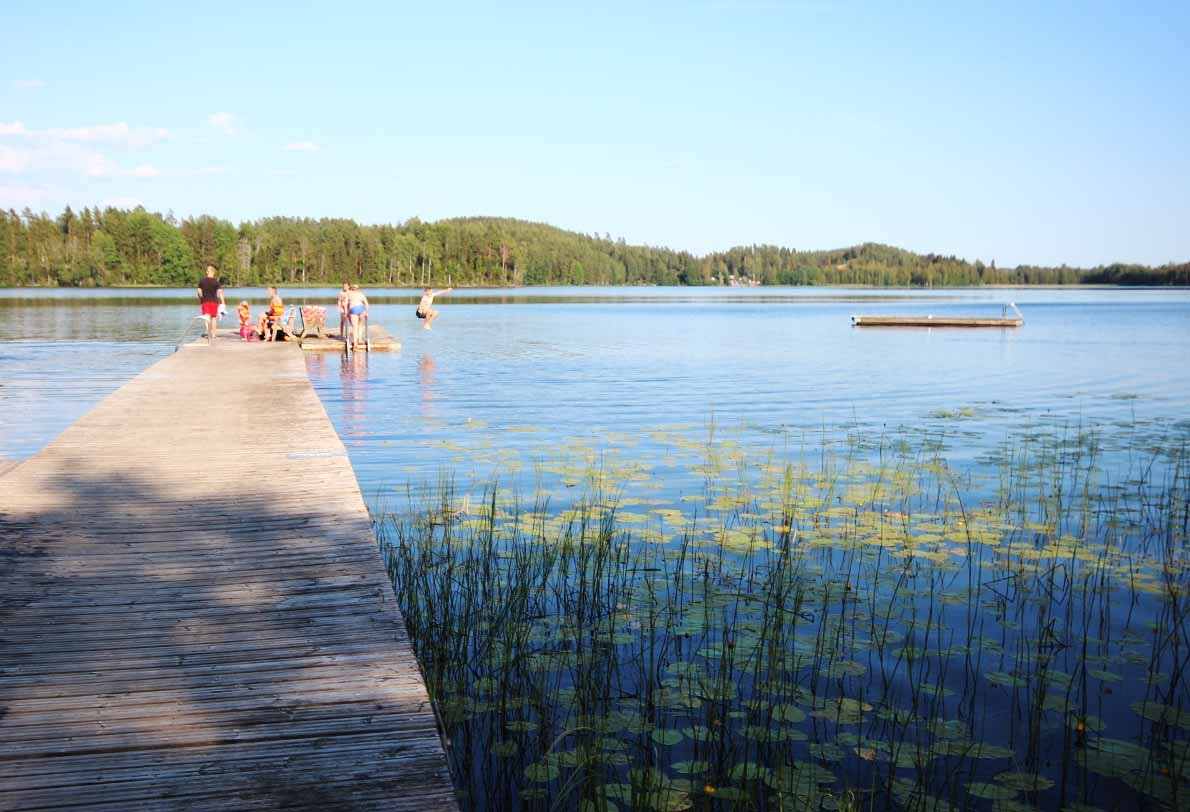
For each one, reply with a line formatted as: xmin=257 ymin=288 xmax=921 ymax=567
xmin=0 ymin=338 xmax=457 ymax=810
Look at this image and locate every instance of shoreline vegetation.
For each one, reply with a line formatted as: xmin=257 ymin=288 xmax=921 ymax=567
xmin=378 ymin=420 xmax=1190 ymax=811
xmin=2 ymin=207 xmax=1187 ymax=289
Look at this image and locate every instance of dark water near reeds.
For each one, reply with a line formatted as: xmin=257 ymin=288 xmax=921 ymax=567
xmin=1 ymin=286 xmax=1188 ymax=811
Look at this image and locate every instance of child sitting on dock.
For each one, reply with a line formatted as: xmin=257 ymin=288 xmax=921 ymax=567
xmin=256 ymin=287 xmax=285 ymax=341
xmin=416 ymin=286 xmax=453 ymax=330
xmin=237 ymin=301 xmax=253 ymax=340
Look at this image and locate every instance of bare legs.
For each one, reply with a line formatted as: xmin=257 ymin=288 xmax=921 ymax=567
xmin=424 ymin=309 xmax=438 ymax=330
xmin=349 ymin=313 xmax=363 ymax=349
xmin=203 ymin=315 xmax=216 ymax=344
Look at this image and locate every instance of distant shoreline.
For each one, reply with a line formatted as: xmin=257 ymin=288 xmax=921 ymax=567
xmin=2 ymin=283 xmax=1188 ymax=292
xmin=4 ymin=211 xmax=1187 ymax=289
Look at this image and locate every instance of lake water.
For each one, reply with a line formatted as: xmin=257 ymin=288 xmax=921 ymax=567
xmin=3 ymin=286 xmax=1188 ymax=472
xmin=2 ymin=286 xmax=1188 ymax=811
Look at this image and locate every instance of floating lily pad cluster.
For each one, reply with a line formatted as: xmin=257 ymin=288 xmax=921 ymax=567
xmin=378 ymin=420 xmax=1189 ymax=811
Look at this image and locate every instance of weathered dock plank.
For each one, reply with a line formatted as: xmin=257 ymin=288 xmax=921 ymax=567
xmin=0 ymin=341 xmax=455 ymax=810
xmin=299 ymin=323 xmax=402 ymax=352
xmin=208 ymin=322 xmax=401 ymax=351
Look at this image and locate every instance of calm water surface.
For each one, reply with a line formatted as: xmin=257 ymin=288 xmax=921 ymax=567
xmin=2 ymin=287 xmax=1187 ymax=810
xmin=5 ymin=285 xmax=1185 ymax=477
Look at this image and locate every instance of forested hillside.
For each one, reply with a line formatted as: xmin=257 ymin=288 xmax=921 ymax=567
xmin=1 ymin=206 xmax=1186 ymax=287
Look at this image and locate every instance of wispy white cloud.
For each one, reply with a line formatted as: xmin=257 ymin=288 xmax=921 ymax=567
xmin=87 ymin=163 xmax=224 ymax=179
xmin=0 ymin=120 xmax=170 ymax=148
xmin=208 ymin=112 xmax=237 ymax=135
xmin=12 ymin=79 xmax=45 ymax=90
xmin=174 ymin=166 xmax=226 ymax=177
xmin=42 ymin=122 xmax=170 ymax=148
xmin=0 ymin=146 xmax=158 ymax=180
xmin=101 ymin=196 xmax=144 ymax=210
xmin=84 ymin=159 xmax=168 ymax=179
xmin=284 ymin=141 xmax=321 ymax=152
xmin=0 ymin=119 xmax=218 ymax=183
xmin=0 ymin=141 xmax=118 ymax=178
xmin=0 ymin=120 xmax=172 ymax=178
xmin=0 ymin=144 xmax=32 ymax=174
xmin=0 ymin=182 xmax=55 ymax=207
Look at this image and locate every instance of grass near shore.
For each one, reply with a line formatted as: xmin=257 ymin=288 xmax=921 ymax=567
xmin=378 ymin=422 xmax=1188 ymax=811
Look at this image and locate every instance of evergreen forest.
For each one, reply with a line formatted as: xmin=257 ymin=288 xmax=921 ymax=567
xmin=1 ymin=206 xmax=1186 ymax=288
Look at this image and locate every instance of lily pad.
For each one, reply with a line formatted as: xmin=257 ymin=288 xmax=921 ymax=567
xmin=525 ymin=762 xmax=560 ymax=782
xmin=773 ymin=703 xmax=807 ymax=723
xmin=993 ymin=771 xmax=1054 ymax=792
xmin=967 ymin=782 xmax=1019 ymax=800
xmin=1131 ymin=699 xmax=1190 ymax=729
xmin=651 ymin=728 xmax=683 ymax=746
xmin=985 ymin=671 xmax=1027 ymax=688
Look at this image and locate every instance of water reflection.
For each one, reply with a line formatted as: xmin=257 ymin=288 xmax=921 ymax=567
xmin=305 ymin=352 xmax=328 ymax=382
xmin=5 ymin=289 xmax=1190 ymax=474
xmin=8 ymin=285 xmax=1190 ymax=308
xmin=338 ymin=351 xmax=370 ymax=442
xmin=418 ymin=353 xmax=436 ymax=419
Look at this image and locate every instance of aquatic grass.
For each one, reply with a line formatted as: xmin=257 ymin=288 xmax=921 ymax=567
xmin=377 ymin=421 xmax=1189 ymax=811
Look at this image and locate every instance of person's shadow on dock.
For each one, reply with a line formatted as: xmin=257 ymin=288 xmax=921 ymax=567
xmin=0 ymin=455 xmax=457 ymax=810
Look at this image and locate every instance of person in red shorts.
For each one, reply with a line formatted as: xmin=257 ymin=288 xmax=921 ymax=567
xmin=196 ymin=265 xmax=225 ymax=345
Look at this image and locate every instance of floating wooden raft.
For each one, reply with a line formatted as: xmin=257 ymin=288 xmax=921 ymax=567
xmin=852 ymin=303 xmax=1024 ymax=328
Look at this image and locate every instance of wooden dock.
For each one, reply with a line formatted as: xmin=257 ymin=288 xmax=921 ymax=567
xmin=297 ymin=323 xmax=401 ymax=352
xmin=215 ymin=323 xmax=401 ymax=351
xmin=0 ymin=341 xmax=456 ymax=810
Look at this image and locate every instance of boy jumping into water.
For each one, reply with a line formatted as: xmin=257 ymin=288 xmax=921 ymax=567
xmin=416 ymin=287 xmax=453 ymax=330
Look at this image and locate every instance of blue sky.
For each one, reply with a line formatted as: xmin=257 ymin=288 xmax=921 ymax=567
xmin=1 ymin=1 xmax=1187 ymax=267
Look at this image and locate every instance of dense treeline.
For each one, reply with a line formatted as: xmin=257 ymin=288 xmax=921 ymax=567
xmin=0 ymin=206 xmax=1186 ymax=288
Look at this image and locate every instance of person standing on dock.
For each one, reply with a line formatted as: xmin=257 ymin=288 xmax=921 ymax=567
xmin=196 ymin=266 xmax=225 ymax=344
xmin=337 ymin=282 xmax=350 ymax=337
xmin=416 ymin=286 xmax=453 ymax=330
xmin=345 ymin=284 xmax=370 ymax=349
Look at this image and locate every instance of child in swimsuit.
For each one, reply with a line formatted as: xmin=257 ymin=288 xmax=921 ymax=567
xmin=237 ymin=301 xmax=252 ymax=340
xmin=345 ymin=284 xmax=369 ymax=349
xmin=337 ymin=282 xmax=350 ymax=337
xmin=416 ymin=286 xmax=453 ymax=330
